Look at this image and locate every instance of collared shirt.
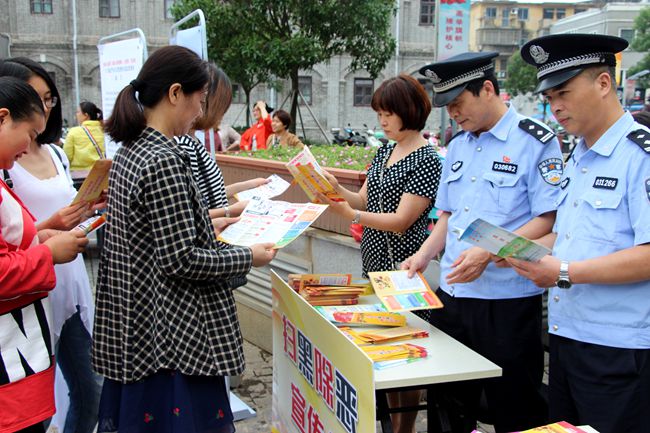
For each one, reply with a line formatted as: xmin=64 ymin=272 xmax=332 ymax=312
xmin=550 ymin=112 xmax=650 ymax=349
xmin=436 ymin=105 xmax=562 ymax=299
xmin=92 ymin=127 xmax=253 ymax=383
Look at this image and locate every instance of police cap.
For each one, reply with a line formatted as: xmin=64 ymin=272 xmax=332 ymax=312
xmin=520 ymin=33 xmax=628 ymax=93
xmin=419 ymin=51 xmax=499 ymax=107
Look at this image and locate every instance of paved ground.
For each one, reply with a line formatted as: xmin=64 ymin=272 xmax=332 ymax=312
xmin=84 ymin=240 xmax=549 ymax=433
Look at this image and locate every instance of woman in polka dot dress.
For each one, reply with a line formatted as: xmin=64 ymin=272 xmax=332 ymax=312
xmin=319 ymin=74 xmax=443 ymax=433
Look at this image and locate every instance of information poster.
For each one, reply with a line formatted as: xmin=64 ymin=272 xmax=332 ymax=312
xmin=271 ymin=272 xmax=375 ymax=433
xmin=437 ymin=0 xmax=470 ymax=61
xmin=98 ymin=37 xmax=145 ymax=158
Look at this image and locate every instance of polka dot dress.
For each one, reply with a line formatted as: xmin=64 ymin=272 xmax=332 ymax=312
xmin=360 ymin=142 xmax=443 ymax=277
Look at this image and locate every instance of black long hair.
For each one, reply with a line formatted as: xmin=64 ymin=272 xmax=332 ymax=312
xmin=79 ymin=101 xmax=103 ymax=121
xmin=105 ymin=45 xmax=208 ymax=145
xmin=5 ymin=57 xmax=63 ymax=145
xmin=0 ymin=76 xmax=45 ymax=122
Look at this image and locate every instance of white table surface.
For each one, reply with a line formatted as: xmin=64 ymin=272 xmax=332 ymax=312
xmin=358 ymin=296 xmax=502 ymax=390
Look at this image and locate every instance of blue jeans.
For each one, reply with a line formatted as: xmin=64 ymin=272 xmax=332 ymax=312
xmin=56 ymin=309 xmax=103 ymax=433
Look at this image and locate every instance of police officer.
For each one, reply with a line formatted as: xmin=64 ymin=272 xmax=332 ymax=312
xmin=509 ymin=34 xmax=650 ymax=433
xmin=403 ymin=52 xmax=562 ymax=432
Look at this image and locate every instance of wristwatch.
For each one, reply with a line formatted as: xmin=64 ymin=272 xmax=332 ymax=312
xmin=351 ymin=211 xmax=361 ymax=224
xmin=556 ymin=261 xmax=572 ymax=289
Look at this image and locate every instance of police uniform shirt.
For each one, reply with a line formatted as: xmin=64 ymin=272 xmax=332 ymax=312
xmin=550 ymin=112 xmax=650 ymax=349
xmin=436 ymin=105 xmax=562 ymax=299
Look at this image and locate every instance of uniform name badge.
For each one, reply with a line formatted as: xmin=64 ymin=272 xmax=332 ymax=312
xmin=492 ymin=161 xmax=518 ymax=174
xmin=537 ymin=158 xmax=563 ymax=186
xmin=593 ymin=176 xmax=618 ymax=190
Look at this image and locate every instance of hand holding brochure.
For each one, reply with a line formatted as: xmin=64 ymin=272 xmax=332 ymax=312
xmin=217 ymin=196 xmax=327 ymax=248
xmin=285 ymin=146 xmax=344 ymax=203
xmin=368 ymin=270 xmax=443 ymax=313
xmin=72 ymin=159 xmax=111 ymax=204
xmin=234 ymin=174 xmax=291 ymax=201
xmin=457 ymin=218 xmax=551 ymax=262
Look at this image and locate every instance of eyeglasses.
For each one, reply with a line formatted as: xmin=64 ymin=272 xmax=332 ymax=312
xmin=43 ymin=96 xmax=58 ymax=109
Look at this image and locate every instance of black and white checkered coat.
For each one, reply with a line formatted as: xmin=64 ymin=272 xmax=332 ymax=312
xmin=92 ymin=127 xmax=253 ymax=383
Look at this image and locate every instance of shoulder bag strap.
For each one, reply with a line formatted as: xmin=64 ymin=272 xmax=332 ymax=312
xmin=81 ymin=126 xmax=104 ymax=158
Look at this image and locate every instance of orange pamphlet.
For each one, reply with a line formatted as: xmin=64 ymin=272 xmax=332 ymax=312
xmin=368 ymin=270 xmax=443 ymax=313
xmin=331 ymin=312 xmax=406 ymax=327
xmin=72 ymin=159 xmax=111 ymax=204
xmin=285 ymin=146 xmax=344 ymax=203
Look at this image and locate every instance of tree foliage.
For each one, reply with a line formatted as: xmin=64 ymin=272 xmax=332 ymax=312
xmin=629 ymin=6 xmax=650 ymax=88
xmin=172 ymin=0 xmax=396 ymax=130
xmin=504 ymin=51 xmax=537 ymax=98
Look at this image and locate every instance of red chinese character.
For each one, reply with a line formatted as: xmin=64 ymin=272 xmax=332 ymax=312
xmin=291 ymin=383 xmax=307 ymax=433
xmin=307 ymin=407 xmax=326 ymax=433
xmin=455 ymin=27 xmax=463 ymax=34
xmin=445 ymin=35 xmax=453 ymax=41
xmin=283 ymin=315 xmax=297 ymax=363
xmin=455 ymin=35 xmax=463 ymax=41
xmin=456 ymin=18 xmax=463 ymax=24
xmin=314 ymin=348 xmax=335 ymax=410
xmin=456 ymin=10 xmax=464 ymax=16
xmin=446 ymin=18 xmax=453 ymax=24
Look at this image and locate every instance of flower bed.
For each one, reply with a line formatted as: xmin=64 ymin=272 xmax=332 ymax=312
xmin=231 ymin=145 xmax=378 ymax=171
xmin=215 ymin=146 xmax=374 ymax=235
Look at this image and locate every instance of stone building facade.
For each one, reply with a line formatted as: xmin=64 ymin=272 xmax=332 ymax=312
xmin=1 ymin=0 xmax=444 ymax=141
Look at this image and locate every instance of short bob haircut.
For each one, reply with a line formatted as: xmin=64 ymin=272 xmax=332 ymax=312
xmin=272 ymin=109 xmax=291 ymax=130
xmin=371 ymin=74 xmax=431 ymax=132
xmin=4 ymin=57 xmax=63 ymax=145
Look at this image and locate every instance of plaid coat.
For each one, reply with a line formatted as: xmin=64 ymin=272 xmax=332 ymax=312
xmin=92 ymin=127 xmax=253 ymax=383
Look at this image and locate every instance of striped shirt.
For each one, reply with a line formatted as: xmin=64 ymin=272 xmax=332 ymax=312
xmin=176 ymin=134 xmax=228 ymax=209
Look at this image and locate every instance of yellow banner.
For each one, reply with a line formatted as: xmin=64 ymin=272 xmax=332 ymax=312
xmin=271 ymin=271 xmax=375 ymax=433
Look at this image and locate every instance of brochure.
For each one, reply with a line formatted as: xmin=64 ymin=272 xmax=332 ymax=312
xmin=71 ymin=159 xmax=111 ymax=204
xmin=75 ymin=214 xmax=106 ymax=235
xmin=367 ymin=270 xmax=444 ymax=313
xmin=285 ymin=146 xmax=344 ymax=203
xmin=457 ymin=218 xmax=551 ymax=262
xmin=217 ymin=196 xmax=327 ymax=248
xmin=233 ymin=174 xmax=291 ymax=201
xmin=314 ymin=304 xmax=387 ymax=323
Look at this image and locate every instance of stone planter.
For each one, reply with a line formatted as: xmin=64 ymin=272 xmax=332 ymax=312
xmin=215 ymin=153 xmax=366 ymax=236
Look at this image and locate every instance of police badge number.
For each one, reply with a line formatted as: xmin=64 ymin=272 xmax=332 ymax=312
xmin=646 ymin=178 xmax=650 ymax=203
xmin=538 ymin=158 xmax=563 ymax=186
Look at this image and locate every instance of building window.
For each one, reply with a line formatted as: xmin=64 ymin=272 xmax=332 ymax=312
xmin=501 ymin=8 xmax=510 ymax=27
xmin=556 ymin=8 xmax=566 ymax=19
xmin=353 ymin=78 xmax=373 ymax=106
xmin=165 ymin=0 xmax=177 ymax=19
xmin=574 ymin=8 xmax=586 ymax=14
xmin=543 ymin=8 xmax=554 ymax=19
xmin=620 ymin=29 xmax=635 ymax=44
xmin=485 ymin=7 xmax=497 ymax=18
xmin=31 ymin=0 xmax=53 ymax=14
xmin=99 ymin=0 xmax=120 ymax=18
xmin=420 ymin=1 xmax=435 ymax=26
xmin=517 ymin=8 xmax=528 ymax=21
xmin=232 ymin=84 xmax=245 ymax=104
xmin=298 ymin=76 xmax=312 ymax=105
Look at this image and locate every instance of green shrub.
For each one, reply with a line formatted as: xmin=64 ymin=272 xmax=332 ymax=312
xmin=231 ymin=145 xmax=378 ymax=171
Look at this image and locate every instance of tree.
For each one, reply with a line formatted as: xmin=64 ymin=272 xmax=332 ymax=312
xmin=504 ymin=51 xmax=537 ymax=98
xmin=628 ymin=6 xmax=650 ymax=89
xmin=173 ymin=0 xmax=396 ymax=131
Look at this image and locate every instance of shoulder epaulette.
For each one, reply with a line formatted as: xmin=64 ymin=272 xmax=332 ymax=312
xmin=518 ymin=118 xmax=556 ymax=144
xmin=627 ymin=129 xmax=650 ymax=154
